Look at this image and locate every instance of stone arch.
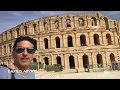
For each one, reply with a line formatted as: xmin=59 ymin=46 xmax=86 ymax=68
xmin=7 ymin=31 xmax=11 ymax=40
xmin=8 ymin=44 xmax=12 ymax=54
xmin=103 ymin=17 xmax=109 ymax=29
xmin=67 ymin=35 xmax=73 ymax=47
xmin=55 ymin=37 xmax=60 ymax=48
xmin=4 ymin=45 xmax=6 ymax=55
xmin=106 ymin=33 xmax=112 ymax=45
xmin=16 ymin=28 xmax=19 ymax=37
xmin=80 ymin=34 xmax=86 ymax=46
xmin=78 ymin=18 xmax=84 ymax=26
xmin=33 ymin=58 xmax=37 ymax=63
xmin=110 ymin=53 xmax=115 ymax=63
xmin=9 ymin=30 xmax=12 ymax=39
xmin=91 ymin=17 xmax=97 ymax=26
xmin=33 ymin=23 xmax=37 ymax=33
xmin=0 ymin=46 xmax=2 ymax=55
xmin=44 ymin=57 xmax=49 ymax=65
xmin=66 ymin=19 xmax=71 ymax=28
xmin=54 ymin=20 xmax=59 ymax=29
xmin=94 ymin=34 xmax=100 ymax=45
xmin=44 ymin=38 xmax=48 ymax=49
xmin=44 ymin=22 xmax=48 ymax=30
xmin=56 ymin=56 xmax=61 ymax=64
xmin=110 ymin=53 xmax=117 ymax=70
xmin=97 ymin=54 xmax=103 ymax=68
xmin=82 ymin=54 xmax=89 ymax=68
xmin=24 ymin=26 xmax=27 ymax=35
xmin=69 ymin=55 xmax=75 ymax=69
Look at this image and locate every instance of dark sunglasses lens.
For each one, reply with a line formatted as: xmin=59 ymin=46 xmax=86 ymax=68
xmin=27 ymin=48 xmax=35 ymax=53
xmin=15 ymin=47 xmax=24 ymax=53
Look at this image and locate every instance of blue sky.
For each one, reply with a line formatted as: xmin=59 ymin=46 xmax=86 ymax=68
xmin=0 ymin=11 xmax=120 ymax=34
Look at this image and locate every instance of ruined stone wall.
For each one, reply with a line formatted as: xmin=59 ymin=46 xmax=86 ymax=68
xmin=0 ymin=12 xmax=120 ymax=72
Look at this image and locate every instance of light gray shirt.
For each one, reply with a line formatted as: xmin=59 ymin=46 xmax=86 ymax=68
xmin=0 ymin=66 xmax=35 ymax=79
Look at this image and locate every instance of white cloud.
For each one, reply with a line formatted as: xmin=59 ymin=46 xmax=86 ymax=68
xmin=105 ymin=11 xmax=120 ymax=16
xmin=7 ymin=11 xmax=22 ymax=17
xmin=40 ymin=11 xmax=59 ymax=16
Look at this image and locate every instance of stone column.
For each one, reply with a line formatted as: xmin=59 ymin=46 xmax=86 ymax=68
xmin=99 ymin=32 xmax=102 ymax=45
xmin=102 ymin=32 xmax=107 ymax=45
xmin=59 ymin=18 xmax=62 ymax=30
xmin=63 ymin=54 xmax=69 ymax=69
xmin=74 ymin=17 xmax=78 ymax=28
xmin=86 ymin=33 xmax=89 ymax=46
xmin=70 ymin=18 xmax=74 ymax=29
xmin=63 ymin=34 xmax=67 ymax=48
xmin=61 ymin=54 xmax=64 ymax=68
xmin=87 ymin=18 xmax=92 ymax=27
xmin=113 ymin=31 xmax=118 ymax=45
xmin=89 ymin=33 xmax=94 ymax=46
xmin=73 ymin=33 xmax=76 ymax=47
xmin=92 ymin=53 xmax=97 ymax=68
xmin=51 ymin=36 xmax=55 ymax=49
xmin=102 ymin=52 xmax=107 ymax=68
xmin=50 ymin=19 xmax=54 ymax=31
xmin=39 ymin=20 xmax=44 ymax=31
xmin=76 ymin=33 xmax=80 ymax=47
xmin=105 ymin=51 xmax=111 ymax=66
xmin=62 ymin=17 xmax=66 ymax=30
xmin=61 ymin=34 xmax=64 ymax=48
xmin=74 ymin=54 xmax=78 ymax=69
xmin=51 ymin=54 xmax=54 ymax=65
xmin=49 ymin=35 xmax=51 ymax=49
xmin=78 ymin=53 xmax=84 ymax=72
xmin=48 ymin=36 xmax=50 ymax=49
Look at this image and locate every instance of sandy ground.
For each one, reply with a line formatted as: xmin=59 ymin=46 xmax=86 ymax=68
xmin=35 ymin=70 xmax=120 ymax=79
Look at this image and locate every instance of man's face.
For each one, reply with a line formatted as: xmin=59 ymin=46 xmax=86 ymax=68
xmin=13 ymin=40 xmax=35 ymax=67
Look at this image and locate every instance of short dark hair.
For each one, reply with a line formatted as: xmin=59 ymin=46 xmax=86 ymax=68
xmin=13 ymin=36 xmax=37 ymax=51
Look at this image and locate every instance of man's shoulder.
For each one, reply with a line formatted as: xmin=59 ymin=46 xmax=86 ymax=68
xmin=0 ymin=66 xmax=11 ymax=79
xmin=0 ymin=66 xmax=9 ymax=70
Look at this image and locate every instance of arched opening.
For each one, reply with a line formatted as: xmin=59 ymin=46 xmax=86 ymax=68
xmin=97 ymin=54 xmax=103 ymax=68
xmin=33 ymin=58 xmax=37 ymax=63
xmin=44 ymin=57 xmax=49 ymax=65
xmin=91 ymin=17 xmax=97 ymax=26
xmin=110 ymin=53 xmax=115 ymax=62
xmin=78 ymin=18 xmax=84 ymax=26
xmin=9 ymin=44 xmax=11 ymax=54
xmin=106 ymin=34 xmax=112 ymax=45
xmin=83 ymin=55 xmax=89 ymax=68
xmin=55 ymin=20 xmax=59 ymax=29
xmin=110 ymin=53 xmax=117 ymax=70
xmin=16 ymin=28 xmax=19 ymax=37
xmin=24 ymin=26 xmax=27 ymax=35
xmin=33 ymin=24 xmax=37 ymax=33
xmin=44 ymin=22 xmax=48 ymax=30
xmin=4 ymin=45 xmax=6 ymax=55
xmin=67 ymin=36 xmax=73 ymax=47
xmin=56 ymin=56 xmax=61 ymax=64
xmin=80 ymin=35 xmax=86 ymax=46
xmin=69 ymin=56 xmax=75 ymax=69
xmin=44 ymin=38 xmax=48 ymax=49
xmin=66 ymin=19 xmax=71 ymax=28
xmin=56 ymin=37 xmax=60 ymax=48
xmin=103 ymin=17 xmax=109 ymax=30
xmin=94 ymin=34 xmax=100 ymax=45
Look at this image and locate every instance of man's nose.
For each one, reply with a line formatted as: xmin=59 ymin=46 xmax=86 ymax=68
xmin=22 ymin=49 xmax=28 ymax=55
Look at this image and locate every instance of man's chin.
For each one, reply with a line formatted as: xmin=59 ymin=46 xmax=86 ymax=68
xmin=21 ymin=63 xmax=30 ymax=67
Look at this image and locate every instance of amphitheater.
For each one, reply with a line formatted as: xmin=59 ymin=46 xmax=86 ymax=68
xmin=0 ymin=12 xmax=120 ymax=73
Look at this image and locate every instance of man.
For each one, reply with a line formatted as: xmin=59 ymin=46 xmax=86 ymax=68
xmin=0 ymin=36 xmax=37 ymax=79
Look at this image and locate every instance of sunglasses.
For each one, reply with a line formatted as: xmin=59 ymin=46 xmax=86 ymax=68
xmin=14 ymin=47 xmax=36 ymax=53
